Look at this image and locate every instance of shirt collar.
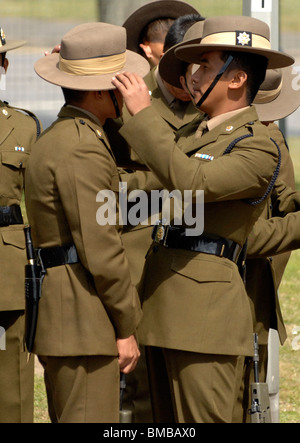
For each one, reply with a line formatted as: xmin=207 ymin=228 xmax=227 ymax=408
xmin=207 ymin=106 xmax=251 ymax=132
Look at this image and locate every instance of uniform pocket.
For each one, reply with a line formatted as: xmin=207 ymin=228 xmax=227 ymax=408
xmin=1 ymin=226 xmax=26 ymax=249
xmin=171 ymin=252 xmax=232 ymax=283
xmin=1 ymin=151 xmax=29 ymax=169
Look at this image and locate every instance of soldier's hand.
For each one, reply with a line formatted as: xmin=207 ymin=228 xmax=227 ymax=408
xmin=117 ymin=334 xmax=141 ymax=374
xmin=112 ymin=72 xmax=151 ymax=116
xmin=44 ymin=44 xmax=61 ymax=56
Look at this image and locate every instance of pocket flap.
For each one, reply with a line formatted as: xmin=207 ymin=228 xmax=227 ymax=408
xmin=171 ymin=253 xmax=232 ymax=283
xmin=1 ymin=228 xmax=26 ymax=249
xmin=1 ymin=151 xmax=29 ymax=169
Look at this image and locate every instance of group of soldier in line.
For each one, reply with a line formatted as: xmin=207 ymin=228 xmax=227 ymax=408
xmin=1 ymin=0 xmax=300 ymax=423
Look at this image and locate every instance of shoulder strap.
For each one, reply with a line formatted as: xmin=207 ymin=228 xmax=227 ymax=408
xmin=223 ymin=133 xmax=281 ymax=206
xmin=4 ymin=102 xmax=42 ymax=139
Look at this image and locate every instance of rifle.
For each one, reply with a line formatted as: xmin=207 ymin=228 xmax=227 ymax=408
xmin=24 ymin=225 xmax=45 ymax=353
xmin=249 ymin=333 xmax=272 ymax=423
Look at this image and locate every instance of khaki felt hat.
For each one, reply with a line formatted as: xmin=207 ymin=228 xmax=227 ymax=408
xmin=0 ymin=27 xmax=26 ymax=53
xmin=254 ymin=66 xmax=300 ymax=121
xmin=175 ymin=15 xmax=294 ymax=69
xmin=123 ymin=0 xmax=200 ymax=54
xmin=34 ymin=22 xmax=150 ymax=91
xmin=159 ymin=20 xmax=204 ymax=88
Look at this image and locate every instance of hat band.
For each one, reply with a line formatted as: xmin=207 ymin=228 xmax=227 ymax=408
xmin=59 ymin=52 xmax=126 ymax=76
xmin=254 ymin=79 xmax=282 ymax=104
xmin=201 ymin=31 xmax=271 ymax=50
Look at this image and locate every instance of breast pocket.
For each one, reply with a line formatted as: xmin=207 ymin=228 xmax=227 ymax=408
xmin=0 ymin=151 xmax=29 ymax=201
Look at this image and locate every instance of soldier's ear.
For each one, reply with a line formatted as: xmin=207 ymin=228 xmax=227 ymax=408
xmin=228 ymin=70 xmax=247 ymax=90
xmin=139 ymin=43 xmax=153 ymax=61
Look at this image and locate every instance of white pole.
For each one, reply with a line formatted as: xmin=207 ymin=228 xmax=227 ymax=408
xmin=243 ymin=1 xmax=281 ymax=424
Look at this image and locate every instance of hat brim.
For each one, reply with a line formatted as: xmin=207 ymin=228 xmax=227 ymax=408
xmin=123 ymin=0 xmax=199 ymax=53
xmin=254 ymin=66 xmax=300 ymax=121
xmin=34 ymin=50 xmax=150 ymax=91
xmin=0 ymin=39 xmax=26 ymax=53
xmin=159 ymin=36 xmax=201 ymax=88
xmin=175 ymin=43 xmax=295 ymax=69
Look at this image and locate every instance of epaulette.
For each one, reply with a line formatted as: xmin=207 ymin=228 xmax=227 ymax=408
xmin=3 ymin=101 xmax=42 ymax=138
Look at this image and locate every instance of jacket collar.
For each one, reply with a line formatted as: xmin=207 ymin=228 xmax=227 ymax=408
xmin=145 ymin=68 xmax=198 ymax=129
xmin=181 ymin=105 xmax=259 ymax=155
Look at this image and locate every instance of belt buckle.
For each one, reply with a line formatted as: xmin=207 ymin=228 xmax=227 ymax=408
xmin=152 ymin=221 xmax=170 ymax=246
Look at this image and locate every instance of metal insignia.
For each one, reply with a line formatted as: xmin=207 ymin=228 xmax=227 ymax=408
xmin=236 ymin=31 xmax=252 ymax=47
xmin=156 ymin=225 xmax=165 ymax=242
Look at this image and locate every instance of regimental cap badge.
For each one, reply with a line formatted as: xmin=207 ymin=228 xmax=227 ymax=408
xmin=0 ymin=28 xmax=6 ymax=47
xmin=236 ymin=31 xmax=252 ymax=47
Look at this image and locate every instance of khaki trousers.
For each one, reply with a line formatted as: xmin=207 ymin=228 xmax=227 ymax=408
xmin=0 ymin=311 xmax=34 ymax=423
xmin=146 ymin=346 xmax=245 ymax=423
xmin=39 ymin=354 xmax=120 ymax=423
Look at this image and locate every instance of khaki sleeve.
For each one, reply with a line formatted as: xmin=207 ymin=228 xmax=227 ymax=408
xmin=120 ymin=107 xmax=279 ymax=203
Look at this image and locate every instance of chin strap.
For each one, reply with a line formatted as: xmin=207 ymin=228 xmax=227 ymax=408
xmin=109 ymin=90 xmax=121 ymax=118
xmin=195 ymin=54 xmax=234 ymax=109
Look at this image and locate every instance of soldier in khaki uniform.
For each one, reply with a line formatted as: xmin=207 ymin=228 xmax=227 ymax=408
xmin=0 ymin=28 xmax=41 ymax=423
xmin=24 ymin=23 xmax=149 ymax=423
xmin=112 ymin=16 xmax=294 ymax=422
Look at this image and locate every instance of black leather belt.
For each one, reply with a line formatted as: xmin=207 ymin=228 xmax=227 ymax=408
xmin=37 ymin=245 xmax=79 ymax=270
xmin=0 ymin=204 xmax=23 ymax=226
xmin=152 ymin=224 xmax=242 ymax=263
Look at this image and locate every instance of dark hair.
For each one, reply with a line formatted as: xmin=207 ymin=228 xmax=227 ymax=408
xmin=61 ymin=87 xmax=89 ymax=105
xmin=163 ymin=14 xmax=205 ymax=52
xmin=221 ymin=51 xmax=268 ymax=104
xmin=1 ymin=52 xmax=6 ymax=67
xmin=140 ymin=18 xmax=175 ymax=45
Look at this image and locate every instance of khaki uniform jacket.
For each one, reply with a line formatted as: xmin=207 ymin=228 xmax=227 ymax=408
xmin=0 ymin=101 xmax=40 ymax=311
xmin=120 ymin=106 xmax=279 ymax=357
xmin=246 ymin=123 xmax=296 ymax=345
xmin=120 ymin=68 xmax=199 ymax=287
xmin=25 ymin=106 xmax=142 ymax=357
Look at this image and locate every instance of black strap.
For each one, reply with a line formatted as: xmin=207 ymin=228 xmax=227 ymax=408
xmin=109 ymin=90 xmax=121 ymax=118
xmin=37 ymin=245 xmax=79 ymax=270
xmin=195 ymin=55 xmax=234 ymax=109
xmin=152 ymin=225 xmax=241 ymax=263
